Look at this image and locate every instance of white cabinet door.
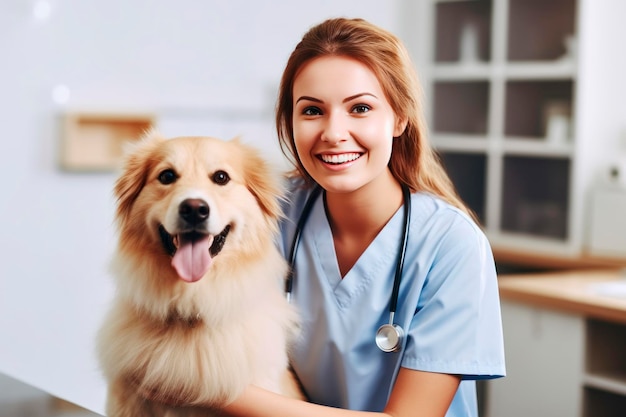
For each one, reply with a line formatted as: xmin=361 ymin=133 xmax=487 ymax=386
xmin=486 ymin=301 xmax=585 ymax=417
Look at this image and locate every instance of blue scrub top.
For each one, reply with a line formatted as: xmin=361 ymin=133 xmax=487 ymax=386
xmin=279 ymin=180 xmax=505 ymax=416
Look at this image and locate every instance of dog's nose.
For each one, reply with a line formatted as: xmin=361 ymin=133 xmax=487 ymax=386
xmin=179 ymin=198 xmax=210 ymax=225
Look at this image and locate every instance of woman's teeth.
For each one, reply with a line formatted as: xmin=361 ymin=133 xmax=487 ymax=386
xmin=320 ymin=153 xmax=361 ymax=164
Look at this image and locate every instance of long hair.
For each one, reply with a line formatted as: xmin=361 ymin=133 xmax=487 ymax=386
xmin=276 ymin=17 xmax=473 ymax=218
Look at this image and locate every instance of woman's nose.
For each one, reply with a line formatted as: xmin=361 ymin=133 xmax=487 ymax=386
xmin=321 ymin=112 xmax=348 ymax=144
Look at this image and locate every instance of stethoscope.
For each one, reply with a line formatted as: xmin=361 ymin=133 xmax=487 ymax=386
xmin=285 ymin=183 xmax=411 ymax=353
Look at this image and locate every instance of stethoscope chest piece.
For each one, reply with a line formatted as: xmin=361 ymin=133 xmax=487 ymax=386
xmin=375 ymin=323 xmax=404 ymax=353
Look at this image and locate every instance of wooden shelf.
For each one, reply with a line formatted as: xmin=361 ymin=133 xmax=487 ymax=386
xmin=497 ymin=270 xmax=626 ymax=325
xmin=60 ymin=112 xmax=155 ymax=172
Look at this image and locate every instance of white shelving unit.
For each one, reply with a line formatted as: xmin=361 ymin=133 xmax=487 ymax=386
xmin=417 ymin=0 xmax=626 ymax=262
xmin=487 ymin=301 xmax=626 ymax=417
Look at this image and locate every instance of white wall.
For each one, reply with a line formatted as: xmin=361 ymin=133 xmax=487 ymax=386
xmin=0 ymin=1 xmax=404 ymax=414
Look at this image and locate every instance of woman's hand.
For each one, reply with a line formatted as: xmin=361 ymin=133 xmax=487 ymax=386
xmin=222 ymin=369 xmax=459 ymax=417
xmin=131 ymin=368 xmax=459 ymax=417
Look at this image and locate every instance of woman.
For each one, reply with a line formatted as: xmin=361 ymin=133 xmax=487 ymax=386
xmin=222 ymin=17 xmax=505 ymax=417
xmin=146 ymin=17 xmax=505 ymax=417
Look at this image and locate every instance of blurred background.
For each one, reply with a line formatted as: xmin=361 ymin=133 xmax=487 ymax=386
xmin=1 ymin=0 xmax=625 ymax=416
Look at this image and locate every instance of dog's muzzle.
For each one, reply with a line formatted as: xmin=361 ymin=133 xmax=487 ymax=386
xmin=158 ymin=224 xmax=231 ymax=258
xmin=158 ymin=198 xmax=231 ymax=282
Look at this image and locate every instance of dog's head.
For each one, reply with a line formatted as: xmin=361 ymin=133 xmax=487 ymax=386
xmin=113 ymin=131 xmax=284 ymax=283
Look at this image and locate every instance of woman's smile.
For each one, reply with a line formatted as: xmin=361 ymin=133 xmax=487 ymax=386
xmin=317 ymin=152 xmax=363 ymax=165
xmin=292 ymin=55 xmax=405 ymax=194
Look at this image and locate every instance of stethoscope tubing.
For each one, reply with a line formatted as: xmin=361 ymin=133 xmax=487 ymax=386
xmin=285 ymin=185 xmax=322 ymax=301
xmin=286 ymin=183 xmax=411 ymax=352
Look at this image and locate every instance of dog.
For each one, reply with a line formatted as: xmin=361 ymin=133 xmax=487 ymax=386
xmin=96 ymin=131 xmax=302 ymax=416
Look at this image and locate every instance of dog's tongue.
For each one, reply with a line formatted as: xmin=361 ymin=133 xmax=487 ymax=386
xmin=171 ymin=234 xmax=212 ymax=282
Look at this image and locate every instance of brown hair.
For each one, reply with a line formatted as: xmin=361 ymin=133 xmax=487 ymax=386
xmin=276 ymin=17 xmax=473 ymax=218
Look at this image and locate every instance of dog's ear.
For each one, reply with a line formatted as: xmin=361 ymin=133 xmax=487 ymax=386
xmin=114 ymin=130 xmax=164 ymax=225
xmin=237 ymin=140 xmax=285 ymax=221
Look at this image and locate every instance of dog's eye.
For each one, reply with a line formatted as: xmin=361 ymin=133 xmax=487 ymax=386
xmin=158 ymin=169 xmax=177 ymax=185
xmin=212 ymin=170 xmax=230 ymax=185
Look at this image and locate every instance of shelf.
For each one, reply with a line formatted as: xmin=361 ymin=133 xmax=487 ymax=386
xmin=434 ymin=0 xmax=492 ymax=64
xmin=500 ymin=156 xmax=570 ymax=239
xmin=583 ymin=386 xmax=626 ymax=417
xmin=586 ymin=319 xmax=626 ymax=375
xmin=583 ymin=317 xmax=626 ymax=416
xmin=431 ymin=63 xmax=493 ymax=80
xmin=501 ymin=139 xmax=574 ymax=157
xmin=432 ymin=61 xmax=576 ymax=80
xmin=433 ymin=81 xmax=490 ymax=134
xmin=439 ymin=151 xmax=487 ymax=223
xmin=424 ymin=0 xmax=622 ymax=263
xmin=504 ymin=80 xmax=574 ymax=139
xmin=584 ymin=373 xmax=626 ymax=396
xmin=504 ymin=61 xmax=577 ymax=79
xmin=431 ymin=134 xmax=489 ymax=152
xmin=60 ymin=112 xmax=155 ymax=171
xmin=507 ymin=0 xmax=577 ymax=62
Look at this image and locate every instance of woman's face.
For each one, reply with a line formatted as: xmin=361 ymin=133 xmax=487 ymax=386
xmin=291 ymin=55 xmax=405 ymax=195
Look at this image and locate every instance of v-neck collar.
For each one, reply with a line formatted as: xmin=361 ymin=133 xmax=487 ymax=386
xmin=309 ymin=195 xmax=404 ymax=309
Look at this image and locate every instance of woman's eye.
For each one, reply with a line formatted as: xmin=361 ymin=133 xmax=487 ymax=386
xmin=212 ymin=170 xmax=230 ymax=185
xmin=158 ymin=169 xmax=177 ymax=185
xmin=352 ymin=104 xmax=371 ymax=114
xmin=302 ymin=106 xmax=322 ymax=116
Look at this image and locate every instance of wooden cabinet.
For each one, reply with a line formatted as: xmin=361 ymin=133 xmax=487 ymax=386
xmin=417 ymin=0 xmax=626 ymax=260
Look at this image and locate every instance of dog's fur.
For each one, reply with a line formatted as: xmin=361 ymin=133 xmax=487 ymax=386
xmin=97 ymin=132 xmax=301 ymax=416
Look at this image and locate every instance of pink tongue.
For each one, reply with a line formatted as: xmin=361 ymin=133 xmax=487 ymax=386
xmin=171 ymin=234 xmax=212 ymax=282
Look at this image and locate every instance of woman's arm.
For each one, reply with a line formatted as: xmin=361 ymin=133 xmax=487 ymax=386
xmin=385 ymin=368 xmax=460 ymax=417
xmin=222 ymin=367 xmax=461 ymax=417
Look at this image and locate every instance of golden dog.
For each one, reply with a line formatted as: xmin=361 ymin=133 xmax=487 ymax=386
xmin=97 ymin=132 xmax=301 ymax=416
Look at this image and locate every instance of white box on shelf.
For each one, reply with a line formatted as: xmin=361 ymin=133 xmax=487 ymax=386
xmin=587 ymin=186 xmax=626 ymax=258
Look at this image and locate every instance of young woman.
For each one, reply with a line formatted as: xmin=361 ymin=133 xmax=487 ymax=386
xmin=145 ymin=17 xmax=505 ymax=417
xmin=221 ymin=17 xmax=505 ymax=417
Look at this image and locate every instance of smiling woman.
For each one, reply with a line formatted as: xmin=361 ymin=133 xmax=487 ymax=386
xmin=291 ymin=56 xmax=404 ymax=197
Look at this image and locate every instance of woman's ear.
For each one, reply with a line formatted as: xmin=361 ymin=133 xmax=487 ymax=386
xmin=394 ymin=117 xmax=408 ymax=138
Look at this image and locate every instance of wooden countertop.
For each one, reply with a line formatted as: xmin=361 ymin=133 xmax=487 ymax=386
xmin=498 ymin=269 xmax=626 ymax=324
xmin=494 ymin=248 xmax=626 ymax=270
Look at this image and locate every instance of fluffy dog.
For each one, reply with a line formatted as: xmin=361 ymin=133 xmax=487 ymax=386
xmin=97 ymin=132 xmax=301 ymax=416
